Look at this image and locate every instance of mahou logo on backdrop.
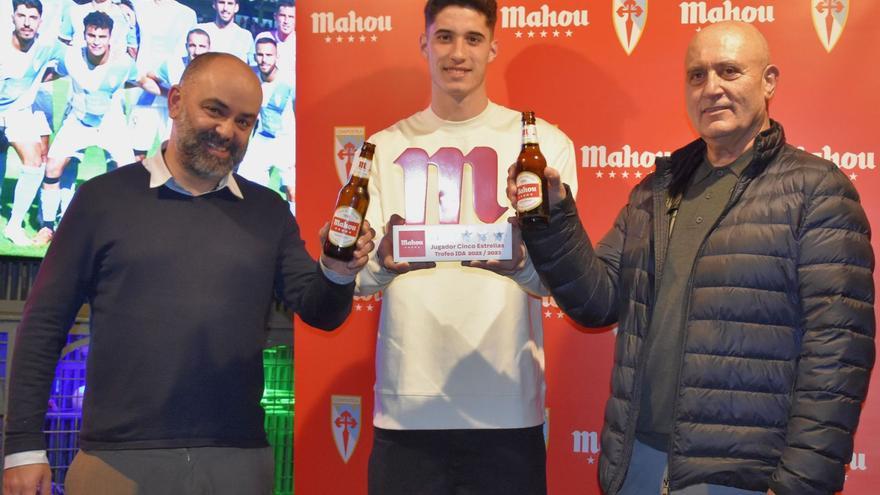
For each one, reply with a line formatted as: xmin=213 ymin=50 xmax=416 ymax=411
xmin=500 ymin=3 xmax=590 ymax=41
xmin=572 ymin=430 xmax=601 ymax=464
xmin=612 ymin=0 xmax=648 ymax=55
xmin=812 ymin=0 xmax=848 ymax=52
xmin=312 ymin=10 xmax=392 ymax=44
xmin=679 ymin=1 xmax=775 ymax=26
xmin=798 ymin=145 xmax=876 ymax=182
xmin=580 ymin=144 xmax=672 ymax=180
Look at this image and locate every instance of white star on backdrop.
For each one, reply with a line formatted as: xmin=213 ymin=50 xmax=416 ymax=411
xmin=540 ymin=30 xmax=548 ymax=38
xmin=515 ymin=31 xmax=523 ymax=38
xmin=528 ymin=31 xmax=535 ymax=38
xmin=324 ymin=36 xmax=331 ymax=43
xmin=371 ymin=35 xmax=378 ymax=42
xmin=596 ymin=171 xmax=604 ymax=178
xmin=849 ymin=173 xmax=858 ymax=181
xmin=553 ymin=30 xmax=560 ymax=37
xmin=359 ymin=35 xmax=366 ymax=42
xmin=635 ymin=171 xmax=643 ymax=179
xmin=622 ymin=171 xmax=630 ymax=179
xmin=565 ymin=30 xmax=573 ymax=37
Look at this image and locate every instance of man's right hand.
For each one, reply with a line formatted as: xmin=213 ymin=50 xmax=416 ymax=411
xmin=3 ymin=464 xmax=52 ymax=495
xmin=506 ymin=164 xmax=567 ymax=210
xmin=378 ymin=214 xmax=436 ymax=273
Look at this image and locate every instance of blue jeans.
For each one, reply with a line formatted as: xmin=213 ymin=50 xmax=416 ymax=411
xmin=618 ymin=440 xmax=765 ymax=495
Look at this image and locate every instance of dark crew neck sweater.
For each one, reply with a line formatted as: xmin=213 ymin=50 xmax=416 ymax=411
xmin=5 ymin=164 xmax=353 ymax=454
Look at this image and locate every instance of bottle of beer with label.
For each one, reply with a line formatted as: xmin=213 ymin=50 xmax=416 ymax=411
xmin=323 ymin=142 xmax=376 ymax=261
xmin=515 ymin=111 xmax=549 ymax=228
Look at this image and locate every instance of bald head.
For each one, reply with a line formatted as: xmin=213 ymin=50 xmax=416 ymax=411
xmin=684 ymin=21 xmax=779 ymax=163
xmin=687 ymin=21 xmax=771 ymax=71
xmin=179 ymin=52 xmax=259 ymax=91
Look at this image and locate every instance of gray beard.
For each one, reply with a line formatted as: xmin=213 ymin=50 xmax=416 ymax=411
xmin=176 ymin=117 xmax=246 ymax=180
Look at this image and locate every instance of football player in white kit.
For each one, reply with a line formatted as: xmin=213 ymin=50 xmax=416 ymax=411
xmin=137 ymin=28 xmax=209 ymax=128
xmin=196 ymin=0 xmax=253 ymax=63
xmin=34 ymin=11 xmax=137 ymax=245
xmin=236 ymin=37 xmax=295 ymax=213
xmin=0 ymin=0 xmax=64 ymax=245
xmin=255 ymin=0 xmax=294 ymax=75
xmin=129 ymin=0 xmax=196 ymax=161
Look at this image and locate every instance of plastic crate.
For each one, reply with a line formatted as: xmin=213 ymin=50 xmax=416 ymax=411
xmin=262 ymin=345 xmax=294 ymax=495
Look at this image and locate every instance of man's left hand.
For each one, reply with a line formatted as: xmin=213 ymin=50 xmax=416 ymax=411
xmin=320 ymin=219 xmax=376 ymax=278
xmin=461 ymin=217 xmax=526 ymax=276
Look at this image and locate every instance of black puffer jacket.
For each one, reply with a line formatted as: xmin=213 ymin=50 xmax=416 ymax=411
xmin=523 ymin=122 xmax=874 ymax=495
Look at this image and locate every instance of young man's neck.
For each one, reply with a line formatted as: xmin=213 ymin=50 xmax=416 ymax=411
xmin=12 ymin=33 xmax=36 ymax=52
xmin=215 ymin=18 xmax=235 ymax=29
xmin=86 ymin=49 xmax=110 ymax=67
xmin=431 ymin=89 xmax=489 ymax=122
xmin=261 ymin=67 xmax=277 ymax=83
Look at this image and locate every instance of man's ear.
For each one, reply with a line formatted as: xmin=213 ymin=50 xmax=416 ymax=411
xmin=167 ymin=85 xmax=182 ymax=118
xmin=763 ymin=64 xmax=779 ymax=100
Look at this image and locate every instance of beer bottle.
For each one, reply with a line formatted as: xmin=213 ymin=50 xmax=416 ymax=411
xmin=515 ymin=111 xmax=549 ymax=228
xmin=323 ymin=142 xmax=375 ymax=261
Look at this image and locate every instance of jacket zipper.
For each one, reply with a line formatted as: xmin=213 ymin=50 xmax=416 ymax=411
xmin=664 ymin=163 xmax=757 ymax=490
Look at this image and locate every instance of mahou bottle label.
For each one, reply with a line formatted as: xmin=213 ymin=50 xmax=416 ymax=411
xmin=351 ymin=158 xmax=371 ymax=179
xmin=516 ymin=171 xmax=543 ymax=212
xmin=522 ymin=123 xmax=538 ymax=144
xmin=329 ymin=206 xmax=362 ymax=247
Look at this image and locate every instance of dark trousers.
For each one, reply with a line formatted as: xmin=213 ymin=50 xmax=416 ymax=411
xmin=368 ymin=425 xmax=547 ymax=495
xmin=64 ymin=447 xmax=274 ymax=495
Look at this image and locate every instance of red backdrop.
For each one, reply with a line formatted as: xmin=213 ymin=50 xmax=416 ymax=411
xmin=294 ymin=1 xmax=880 ymax=493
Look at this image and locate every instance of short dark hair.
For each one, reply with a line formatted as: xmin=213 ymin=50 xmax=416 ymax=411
xmin=186 ymin=27 xmax=210 ymax=44
xmin=83 ymin=11 xmax=113 ymax=33
xmin=12 ymin=0 xmax=42 ymax=16
xmin=277 ymin=0 xmax=294 ymax=11
xmin=255 ymin=36 xmax=277 ymax=48
xmin=424 ymin=0 xmax=496 ymax=30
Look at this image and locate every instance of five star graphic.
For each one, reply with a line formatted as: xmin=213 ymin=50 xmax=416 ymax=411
xmin=592 ymin=169 xmax=650 ymax=180
xmin=325 ymin=34 xmax=380 ymax=43
xmin=850 ymin=173 xmax=858 ymax=181
xmin=512 ymin=28 xmax=578 ymax=40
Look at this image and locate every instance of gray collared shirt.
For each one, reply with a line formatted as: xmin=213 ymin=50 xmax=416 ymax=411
xmin=637 ymin=148 xmax=754 ymax=450
xmin=142 ymin=147 xmax=244 ymax=198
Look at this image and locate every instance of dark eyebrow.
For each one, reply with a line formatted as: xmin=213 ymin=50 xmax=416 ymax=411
xmin=202 ymin=98 xmax=230 ymax=110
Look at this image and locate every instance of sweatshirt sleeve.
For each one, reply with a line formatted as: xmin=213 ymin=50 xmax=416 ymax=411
xmin=4 ymin=184 xmax=98 ymax=455
xmin=354 ymin=138 xmax=398 ymax=296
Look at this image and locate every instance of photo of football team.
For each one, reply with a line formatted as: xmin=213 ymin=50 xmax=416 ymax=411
xmin=0 ymin=0 xmax=296 ymax=255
